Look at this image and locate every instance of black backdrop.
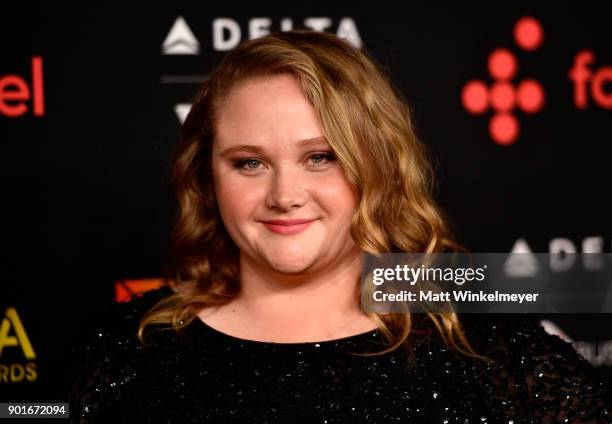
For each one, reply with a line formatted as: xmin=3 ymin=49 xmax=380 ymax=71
xmin=2 ymin=1 xmax=611 ymax=402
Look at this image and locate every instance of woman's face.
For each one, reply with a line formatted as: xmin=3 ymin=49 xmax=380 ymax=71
xmin=212 ymin=74 xmax=359 ymax=275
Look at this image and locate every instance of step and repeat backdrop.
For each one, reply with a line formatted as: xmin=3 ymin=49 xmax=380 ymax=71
xmin=2 ymin=2 xmax=611 ymax=402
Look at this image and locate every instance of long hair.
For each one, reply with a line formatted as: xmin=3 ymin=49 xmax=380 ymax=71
xmin=138 ymin=29 xmax=483 ymax=359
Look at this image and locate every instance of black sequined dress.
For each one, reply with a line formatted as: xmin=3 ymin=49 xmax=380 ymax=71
xmin=58 ymin=286 xmax=612 ymax=423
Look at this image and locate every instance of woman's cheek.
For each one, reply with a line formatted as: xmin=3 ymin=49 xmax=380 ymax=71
xmin=316 ymin=174 xmax=357 ymax=207
xmin=218 ymin=177 xmax=264 ymax=214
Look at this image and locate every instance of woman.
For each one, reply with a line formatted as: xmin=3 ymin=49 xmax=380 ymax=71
xmin=65 ymin=30 xmax=612 ymax=423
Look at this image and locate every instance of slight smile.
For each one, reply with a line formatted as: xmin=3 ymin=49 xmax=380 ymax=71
xmin=261 ymin=219 xmax=318 ymax=235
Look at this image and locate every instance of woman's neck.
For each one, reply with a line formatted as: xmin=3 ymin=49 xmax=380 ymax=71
xmin=198 ymin=247 xmax=377 ymax=342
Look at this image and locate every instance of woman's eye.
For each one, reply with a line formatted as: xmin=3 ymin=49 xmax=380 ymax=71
xmin=233 ymin=153 xmax=336 ymax=172
xmin=234 ymin=159 xmax=262 ymax=170
xmin=309 ymin=153 xmax=336 ymax=166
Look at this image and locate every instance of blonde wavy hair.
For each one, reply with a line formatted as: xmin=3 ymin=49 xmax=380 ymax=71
xmin=138 ymin=29 xmax=484 ymax=360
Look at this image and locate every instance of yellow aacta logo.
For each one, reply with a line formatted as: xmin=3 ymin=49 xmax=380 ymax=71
xmin=0 ymin=308 xmax=36 ymax=360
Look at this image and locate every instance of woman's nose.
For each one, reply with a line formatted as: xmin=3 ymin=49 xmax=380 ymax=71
xmin=265 ymin=165 xmax=308 ymax=212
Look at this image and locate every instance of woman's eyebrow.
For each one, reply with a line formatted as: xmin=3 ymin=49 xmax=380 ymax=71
xmin=219 ymin=136 xmax=328 ymax=158
xmin=296 ymin=135 xmax=328 ymax=147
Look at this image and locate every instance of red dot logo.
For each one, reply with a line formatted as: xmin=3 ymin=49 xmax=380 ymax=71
xmin=514 ymin=16 xmax=544 ymax=51
xmin=490 ymin=82 xmax=515 ymax=111
xmin=517 ymin=79 xmax=545 ymax=113
xmin=461 ymin=16 xmax=545 ymax=146
xmin=488 ymin=49 xmax=517 ymax=81
xmin=490 ymin=114 xmax=519 ymax=146
xmin=462 ymin=80 xmax=488 ymax=114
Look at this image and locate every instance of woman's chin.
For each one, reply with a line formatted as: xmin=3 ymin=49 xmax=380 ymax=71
xmin=259 ymin=250 xmax=321 ymax=275
xmin=266 ymin=258 xmax=316 ymax=275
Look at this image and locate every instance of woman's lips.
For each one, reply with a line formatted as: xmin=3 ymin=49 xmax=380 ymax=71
xmin=262 ymin=219 xmax=317 ymax=235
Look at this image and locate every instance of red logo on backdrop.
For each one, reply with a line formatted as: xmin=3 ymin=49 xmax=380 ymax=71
xmin=569 ymin=50 xmax=612 ymax=109
xmin=114 ymin=278 xmax=165 ymax=302
xmin=462 ymin=17 xmax=545 ymax=146
xmin=0 ymin=56 xmax=45 ymax=118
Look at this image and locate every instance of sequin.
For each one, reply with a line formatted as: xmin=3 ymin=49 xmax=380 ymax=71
xmin=57 ymin=287 xmax=612 ymax=423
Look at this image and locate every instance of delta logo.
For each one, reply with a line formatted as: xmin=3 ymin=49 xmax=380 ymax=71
xmin=161 ymin=16 xmax=363 ymax=55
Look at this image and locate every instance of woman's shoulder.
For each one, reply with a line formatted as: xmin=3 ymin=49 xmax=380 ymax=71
xmin=458 ymin=312 xmax=552 ymax=341
xmin=456 ymin=313 xmax=601 ymax=384
xmin=457 ymin=313 xmax=592 ymax=365
xmin=456 ymin=313 xmax=612 ymax=422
